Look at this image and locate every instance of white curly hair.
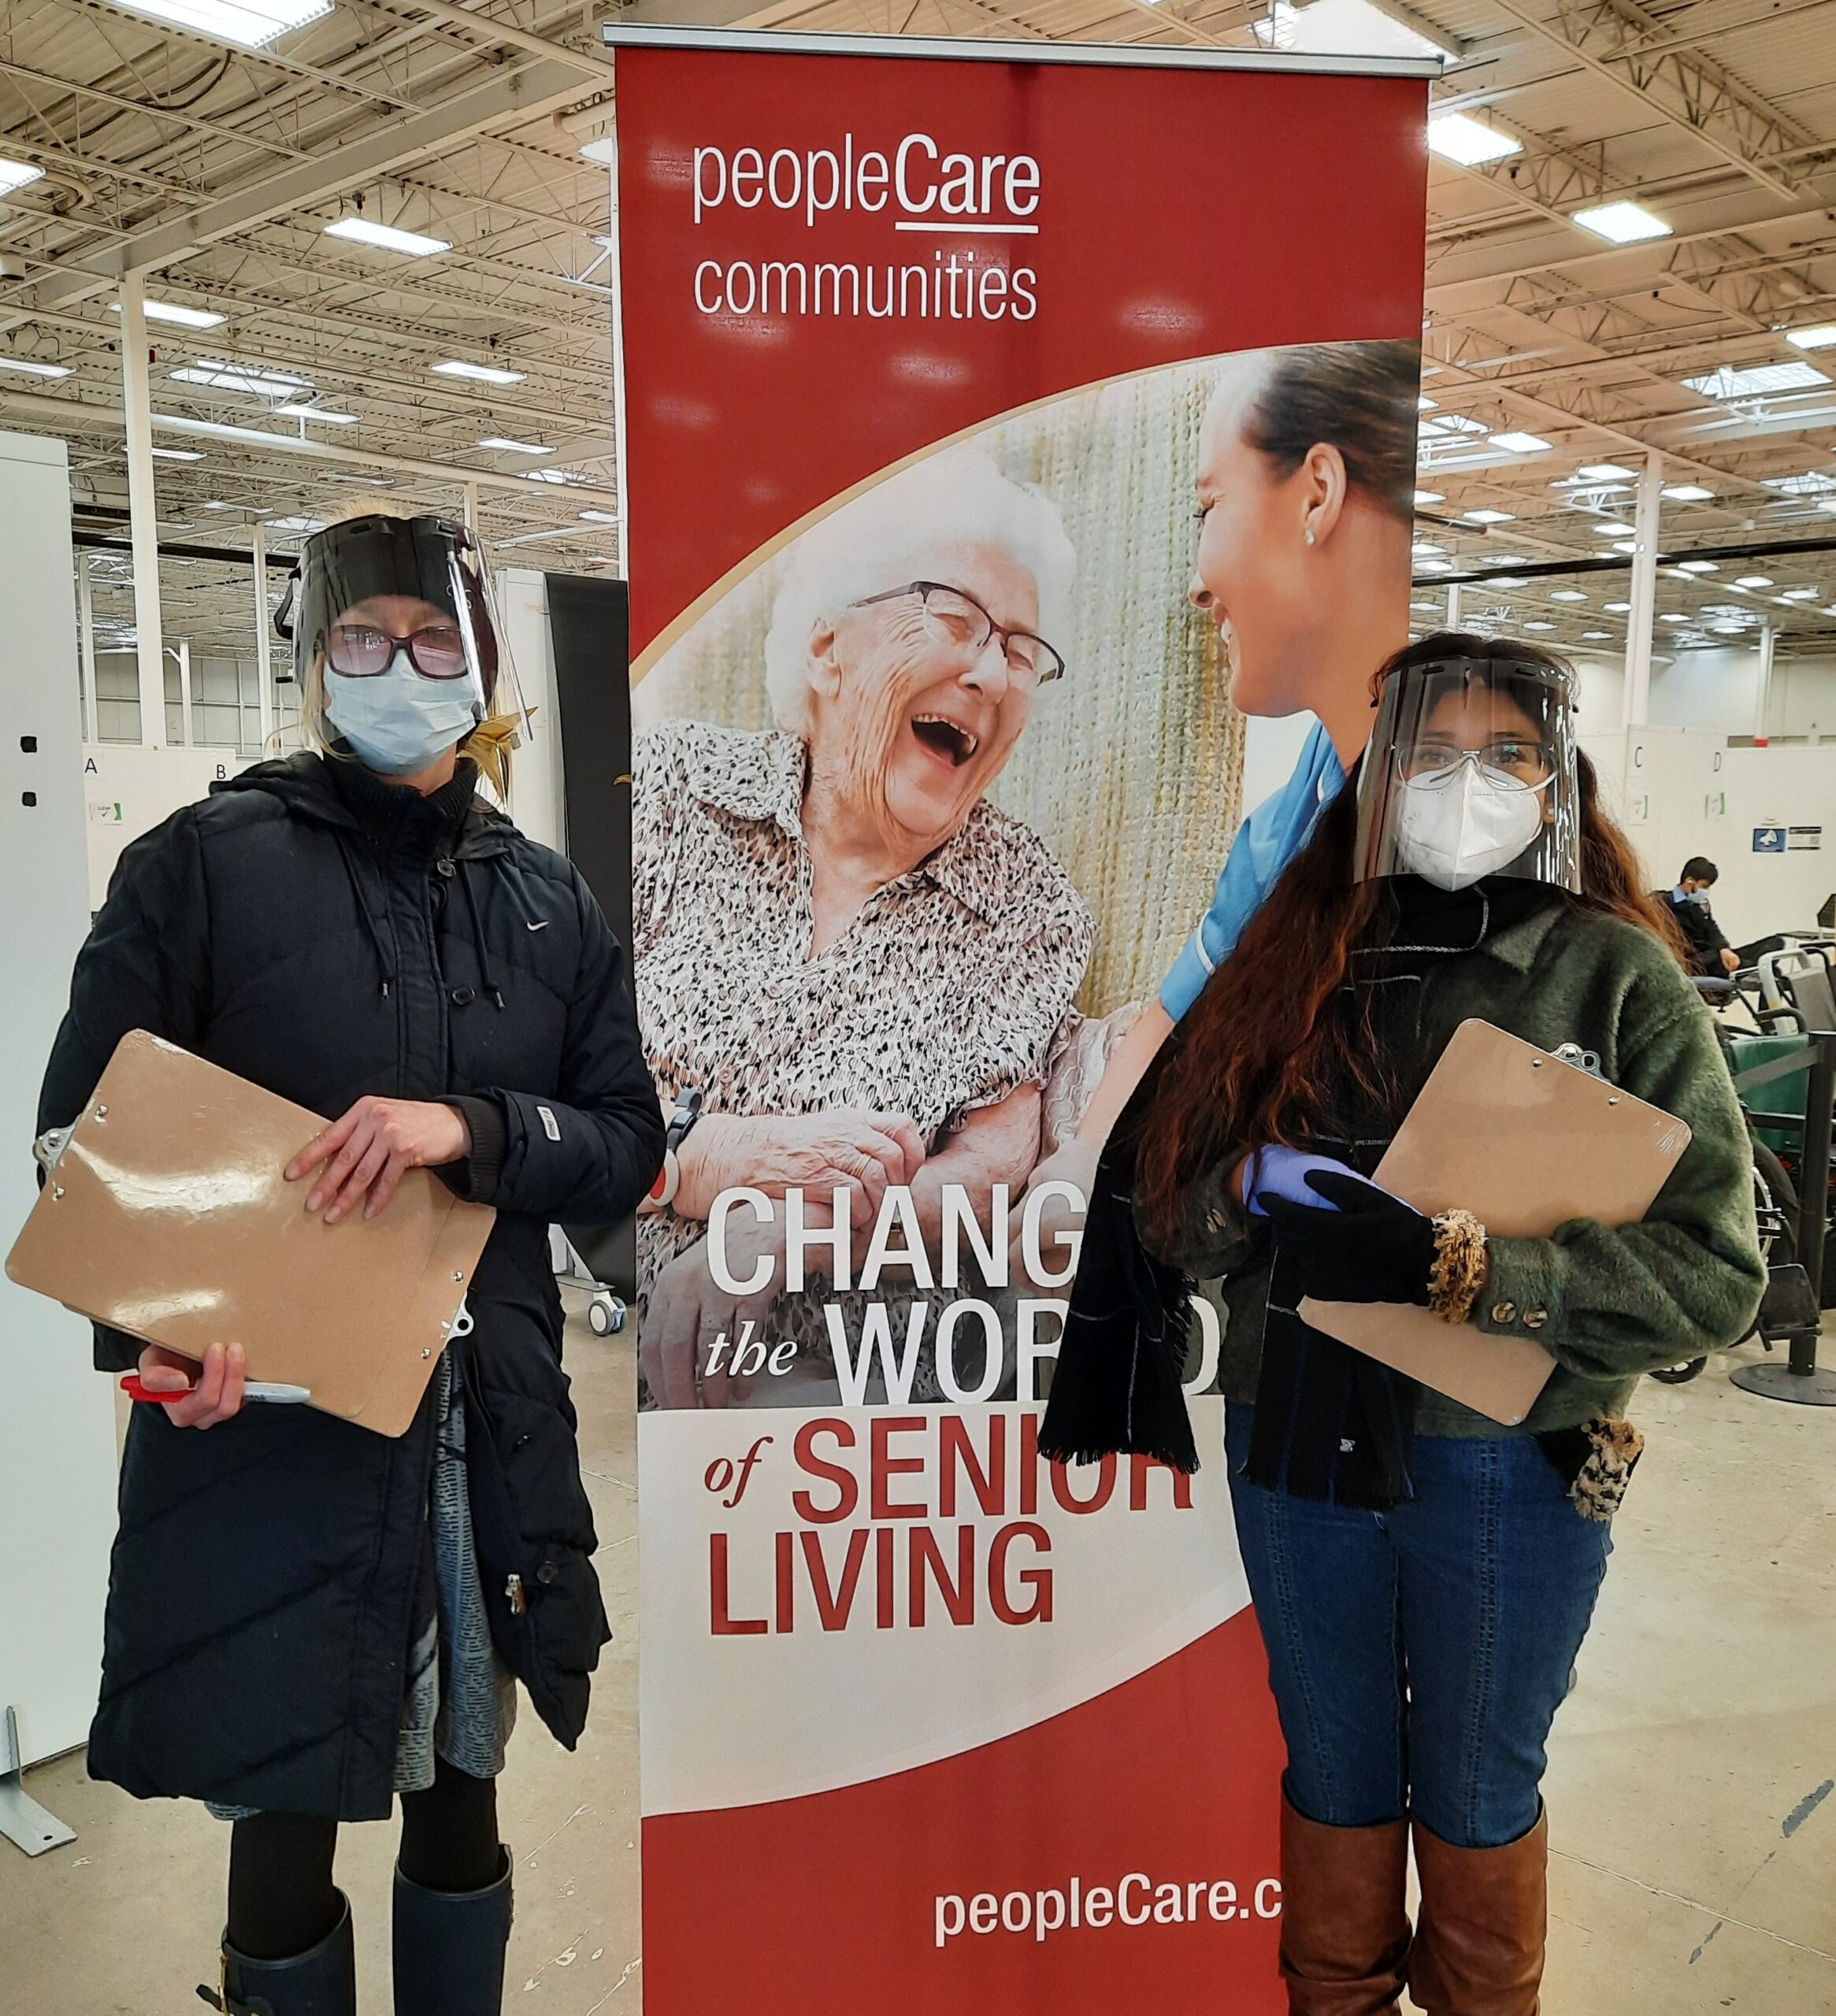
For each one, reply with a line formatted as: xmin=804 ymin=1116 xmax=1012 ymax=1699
xmin=762 ymin=448 xmax=1077 ymax=738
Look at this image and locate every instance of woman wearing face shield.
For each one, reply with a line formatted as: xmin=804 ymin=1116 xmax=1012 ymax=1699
xmin=632 ymin=449 xmax=1092 ymax=1407
xmin=35 ymin=512 xmax=664 ymax=2016
xmin=1044 ymin=636 xmax=1764 ymax=2014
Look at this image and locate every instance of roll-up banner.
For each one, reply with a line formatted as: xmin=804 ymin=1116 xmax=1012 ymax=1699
xmin=606 ymin=27 xmax=1431 ymax=2010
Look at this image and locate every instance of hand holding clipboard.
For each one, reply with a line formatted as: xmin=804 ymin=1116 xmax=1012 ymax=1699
xmin=1299 ymin=1021 xmax=1692 ymax=1425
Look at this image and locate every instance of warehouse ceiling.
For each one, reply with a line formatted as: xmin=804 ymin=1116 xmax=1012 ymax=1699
xmin=5 ymin=0 xmax=1836 ymax=665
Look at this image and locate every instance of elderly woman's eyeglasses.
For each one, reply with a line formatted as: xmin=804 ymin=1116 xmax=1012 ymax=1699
xmin=1396 ymin=737 xmax=1555 ymax=793
xmin=852 ymin=581 xmax=1066 ymax=686
xmin=325 ymin=621 xmax=470 ymax=680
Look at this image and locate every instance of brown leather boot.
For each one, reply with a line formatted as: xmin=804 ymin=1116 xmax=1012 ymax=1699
xmin=1278 ymin=1794 xmax=1411 ymax=2014
xmin=1408 ymin=1805 xmax=1548 ymax=2014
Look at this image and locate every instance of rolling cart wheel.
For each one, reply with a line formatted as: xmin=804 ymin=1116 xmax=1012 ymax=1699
xmin=1651 ymin=1357 xmax=1708 ymax=1384
xmin=587 ymin=1292 xmax=626 ymax=1338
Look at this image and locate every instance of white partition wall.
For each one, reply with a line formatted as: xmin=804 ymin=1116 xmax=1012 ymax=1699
xmin=498 ymin=567 xmax=566 ymax=855
xmin=0 ymin=435 xmax=119 ymax=1794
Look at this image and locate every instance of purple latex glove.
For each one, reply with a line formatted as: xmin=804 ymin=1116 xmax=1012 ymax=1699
xmin=1245 ymin=1146 xmax=1382 ymax=1218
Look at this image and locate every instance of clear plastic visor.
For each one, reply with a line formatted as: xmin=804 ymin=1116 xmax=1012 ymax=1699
xmin=276 ymin=514 xmax=525 ymax=736
xmin=1353 ymin=658 xmax=1581 ymax=892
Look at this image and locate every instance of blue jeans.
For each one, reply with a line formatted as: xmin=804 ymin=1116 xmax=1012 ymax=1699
xmin=1225 ymin=1403 xmax=1612 ymax=1849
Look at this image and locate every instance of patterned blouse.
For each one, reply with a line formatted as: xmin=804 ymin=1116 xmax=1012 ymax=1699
xmin=632 ymin=717 xmax=1095 ymax=1397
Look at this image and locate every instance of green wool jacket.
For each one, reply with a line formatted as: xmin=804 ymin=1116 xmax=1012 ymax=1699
xmin=1160 ymin=899 xmax=1767 ymax=1437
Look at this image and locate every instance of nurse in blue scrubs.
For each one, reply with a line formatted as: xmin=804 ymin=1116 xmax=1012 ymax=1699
xmin=1018 ymin=341 xmax=1421 ymax=1254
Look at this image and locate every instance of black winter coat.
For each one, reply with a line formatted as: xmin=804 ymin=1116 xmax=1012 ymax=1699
xmin=36 ymin=753 xmax=664 ymax=1820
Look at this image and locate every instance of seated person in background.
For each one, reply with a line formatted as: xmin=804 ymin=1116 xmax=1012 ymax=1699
xmin=1657 ymin=856 xmax=1740 ymax=977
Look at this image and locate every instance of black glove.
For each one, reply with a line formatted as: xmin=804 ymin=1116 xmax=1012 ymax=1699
xmin=1260 ymin=1169 xmax=1437 ymax=1306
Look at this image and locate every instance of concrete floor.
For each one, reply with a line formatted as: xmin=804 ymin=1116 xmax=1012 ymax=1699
xmin=3 ymin=1303 xmax=1833 ymax=2014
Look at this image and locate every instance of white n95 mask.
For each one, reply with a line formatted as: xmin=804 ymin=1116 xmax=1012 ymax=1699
xmin=1391 ymin=761 xmax=1546 ymax=891
xmin=325 ymin=655 xmax=481 ymax=776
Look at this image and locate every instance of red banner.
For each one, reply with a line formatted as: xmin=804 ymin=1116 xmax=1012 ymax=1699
xmin=611 ymin=30 xmax=1429 ymax=2012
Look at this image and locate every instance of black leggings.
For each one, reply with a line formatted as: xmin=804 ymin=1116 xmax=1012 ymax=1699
xmin=226 ymin=1758 xmax=501 ymax=1961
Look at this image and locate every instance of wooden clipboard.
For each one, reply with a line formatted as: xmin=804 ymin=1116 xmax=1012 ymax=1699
xmin=7 ymin=1030 xmax=495 ymax=1437
xmin=1300 ymin=1019 xmax=1693 ymax=1426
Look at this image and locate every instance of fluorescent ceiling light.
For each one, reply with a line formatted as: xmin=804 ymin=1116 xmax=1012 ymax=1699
xmin=202 ymin=499 xmax=229 ymax=510
xmin=1493 ymin=431 xmax=1550 ymax=453
xmin=1781 ymin=585 xmax=1820 ymax=598
xmin=578 ymin=509 xmax=620 ymax=525
xmin=150 ymin=446 xmax=205 ymax=461
xmin=1785 ymin=325 xmax=1836 ymax=351
xmin=1463 ymin=508 xmax=1515 ymax=524
xmin=1682 ymin=360 xmax=1828 ymax=400
xmin=1603 ymin=602 xmax=1632 ymax=613
xmin=1410 ymin=600 xmax=1441 ymax=611
xmin=1254 ymin=0 xmax=1454 ymax=60
xmin=1573 ymin=201 xmax=1671 ymax=244
xmin=1659 ymin=613 xmax=1691 ymax=624
xmin=1523 ymin=620 xmax=1556 ymax=632
xmin=432 ymin=358 xmax=524 ymax=386
xmin=580 ymin=138 xmax=618 ymax=167
xmin=0 ymin=355 xmax=73 ymax=378
xmin=1590 ymin=521 xmax=1634 ymax=536
xmin=1575 ymin=463 xmax=1635 ymax=481
xmin=0 ymin=158 xmax=45 ymax=198
xmin=97 ymin=0 xmax=332 ymax=50
xmin=1427 ymin=113 xmax=1520 ymax=167
xmin=1415 ymin=558 xmax=1452 ymax=572
xmin=1760 ymin=470 xmax=1836 ymax=495
xmin=1489 ymin=576 xmax=1526 ymax=587
xmin=263 ymin=513 xmax=325 ymax=532
xmin=1422 ymin=413 xmax=1489 ymax=438
xmin=1677 ymin=560 xmax=1719 ymax=573
xmin=325 ymin=216 xmax=451 ymax=258
xmin=1414 ymin=488 xmax=1445 ymax=505
xmin=1662 ymin=484 xmax=1715 ymax=502
xmin=1612 ymin=540 xmax=1638 ymax=554
xmin=1736 ymin=575 xmax=1774 ymax=587
xmin=1487 ymin=554 xmax=1530 ymax=565
xmin=1549 ymin=588 xmax=1587 ymax=602
xmin=1418 ymin=395 xmax=1437 ymax=412
xmin=1710 ymin=621 xmax=1745 ymax=633
xmin=111 ymin=298 xmax=225 ymax=329
xmin=276 ymin=402 xmax=358 ymax=424
xmin=1581 ymin=631 xmax=1611 ymax=639
xmin=478 ymin=435 xmax=551 ymax=455
xmin=527 ymin=467 xmax=589 ymax=486
xmin=325 ymin=472 xmax=391 ymax=486
xmin=173 ymin=358 xmax=312 ymax=397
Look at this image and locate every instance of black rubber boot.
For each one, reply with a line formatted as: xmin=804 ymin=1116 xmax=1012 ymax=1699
xmin=198 ymin=1892 xmax=356 ymax=2015
xmin=392 ymin=1847 xmax=514 ymax=2016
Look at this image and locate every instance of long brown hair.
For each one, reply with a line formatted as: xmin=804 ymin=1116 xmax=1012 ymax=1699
xmin=1135 ymin=632 xmax=1687 ymax=1245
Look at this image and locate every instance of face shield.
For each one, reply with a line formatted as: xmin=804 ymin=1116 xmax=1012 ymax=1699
xmin=274 ymin=514 xmax=527 ymax=773
xmin=1352 ymin=653 xmax=1581 ymax=894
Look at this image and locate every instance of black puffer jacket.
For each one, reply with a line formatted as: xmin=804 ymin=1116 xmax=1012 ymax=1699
xmin=36 ymin=752 xmax=663 ymax=1820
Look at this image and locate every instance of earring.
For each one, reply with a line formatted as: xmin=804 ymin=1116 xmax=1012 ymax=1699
xmin=1304 ymin=526 xmax=1317 ymax=547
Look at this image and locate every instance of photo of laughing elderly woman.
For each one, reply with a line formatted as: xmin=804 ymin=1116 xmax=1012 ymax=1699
xmin=632 ymin=450 xmax=1094 ymax=1410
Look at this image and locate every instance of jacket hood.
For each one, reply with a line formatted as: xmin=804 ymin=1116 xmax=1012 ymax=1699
xmin=212 ymin=750 xmax=510 ymax=859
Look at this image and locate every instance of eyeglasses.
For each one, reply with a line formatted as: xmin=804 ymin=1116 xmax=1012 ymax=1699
xmin=325 ymin=621 xmax=470 ymax=680
xmin=851 ymin=581 xmax=1066 ymax=686
xmin=1397 ymin=738 xmax=1555 ymax=793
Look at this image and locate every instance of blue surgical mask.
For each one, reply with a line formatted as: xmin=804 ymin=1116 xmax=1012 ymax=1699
xmin=325 ymin=653 xmax=480 ymax=776
xmin=1689 ymin=889 xmax=1712 ymax=907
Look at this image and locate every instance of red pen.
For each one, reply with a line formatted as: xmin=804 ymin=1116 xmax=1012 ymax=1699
xmin=121 ymin=1375 xmax=313 ymax=1406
